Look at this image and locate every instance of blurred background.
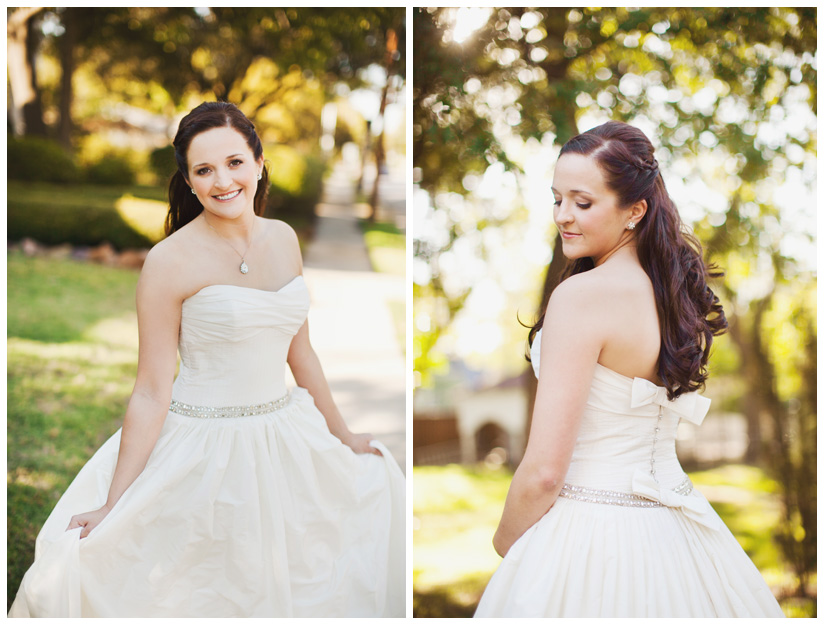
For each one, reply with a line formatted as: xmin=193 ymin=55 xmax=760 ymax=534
xmin=7 ymin=7 xmax=406 ymax=610
xmin=412 ymin=7 xmax=815 ymax=618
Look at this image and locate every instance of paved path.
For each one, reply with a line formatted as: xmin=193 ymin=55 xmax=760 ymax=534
xmin=287 ymin=162 xmax=407 ymax=471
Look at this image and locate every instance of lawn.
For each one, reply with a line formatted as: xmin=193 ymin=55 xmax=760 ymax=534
xmin=413 ymin=463 xmax=814 ymax=618
xmin=7 ymin=252 xmax=143 ymax=610
xmin=360 ymin=219 xmax=405 ymax=277
xmin=360 ymin=219 xmax=406 ymax=354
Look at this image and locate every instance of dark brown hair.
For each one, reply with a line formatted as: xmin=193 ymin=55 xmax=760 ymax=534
xmin=165 ymin=101 xmax=269 ymax=235
xmin=530 ymin=121 xmax=727 ymax=399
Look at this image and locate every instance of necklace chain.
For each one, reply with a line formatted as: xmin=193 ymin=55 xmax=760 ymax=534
xmin=204 ymin=216 xmax=256 ymax=274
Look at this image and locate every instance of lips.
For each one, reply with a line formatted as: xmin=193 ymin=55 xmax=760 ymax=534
xmin=561 ymin=231 xmax=582 ymax=239
xmin=213 ymin=189 xmax=241 ymax=201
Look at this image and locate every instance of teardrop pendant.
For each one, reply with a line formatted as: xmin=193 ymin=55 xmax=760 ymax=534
xmin=239 ymin=261 xmax=249 ymax=274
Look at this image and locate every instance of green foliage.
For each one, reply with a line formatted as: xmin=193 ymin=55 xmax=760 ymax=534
xmin=75 ymin=135 xmax=146 ymax=185
xmin=7 ymin=253 xmax=141 ymax=610
xmin=149 ymin=145 xmax=177 ymax=185
xmin=84 ymin=154 xmax=136 ymax=185
xmin=265 ymin=145 xmax=327 ymax=220
xmin=7 ymin=181 xmax=166 ymax=250
xmin=7 ymin=136 xmax=79 ymax=183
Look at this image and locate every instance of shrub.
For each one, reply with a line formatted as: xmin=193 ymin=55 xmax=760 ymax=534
xmin=7 ymin=136 xmax=79 ymax=183
xmin=265 ymin=145 xmax=326 ymax=219
xmin=84 ymin=154 xmax=136 ymax=185
xmin=7 ymin=181 xmax=162 ymax=250
xmin=149 ymin=145 xmax=176 ymax=185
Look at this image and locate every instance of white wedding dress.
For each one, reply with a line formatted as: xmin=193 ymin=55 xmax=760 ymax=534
xmin=474 ymin=329 xmax=784 ymax=618
xmin=9 ymin=276 xmax=405 ymax=618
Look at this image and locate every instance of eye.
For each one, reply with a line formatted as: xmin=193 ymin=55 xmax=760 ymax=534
xmin=195 ymin=167 xmax=210 ymax=176
xmin=553 ymin=198 xmax=561 ymax=206
xmin=576 ymin=202 xmax=592 ymax=209
xmin=229 ymin=159 xmax=243 ymax=167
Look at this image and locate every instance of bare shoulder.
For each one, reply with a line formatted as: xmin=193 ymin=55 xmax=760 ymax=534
xmin=136 ymin=234 xmax=192 ymax=302
xmin=546 ymin=271 xmax=607 ymax=316
xmin=544 ymin=268 xmax=639 ymax=341
xmin=258 ymin=217 xmax=302 ymax=271
xmin=260 ymin=217 xmax=299 ymax=247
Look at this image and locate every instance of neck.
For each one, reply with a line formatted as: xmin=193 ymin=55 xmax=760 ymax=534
xmin=593 ymin=237 xmax=638 ymax=267
xmin=201 ymin=210 xmax=256 ymax=241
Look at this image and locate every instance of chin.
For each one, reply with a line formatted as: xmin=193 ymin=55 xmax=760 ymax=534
xmin=560 ymin=243 xmax=587 ymax=260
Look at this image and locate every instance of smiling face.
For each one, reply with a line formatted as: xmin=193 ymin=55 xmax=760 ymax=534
xmin=552 ymin=153 xmax=643 ymax=266
xmin=186 ymin=125 xmax=263 ymax=220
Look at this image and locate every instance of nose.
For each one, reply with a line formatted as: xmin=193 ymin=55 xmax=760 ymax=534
xmin=555 ymin=198 xmax=573 ymax=225
xmin=214 ymin=168 xmax=232 ymax=189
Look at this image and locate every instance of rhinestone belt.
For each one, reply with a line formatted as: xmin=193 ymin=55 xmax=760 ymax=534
xmin=558 ymin=475 xmax=693 ymax=508
xmin=168 ymin=393 xmax=290 ymax=419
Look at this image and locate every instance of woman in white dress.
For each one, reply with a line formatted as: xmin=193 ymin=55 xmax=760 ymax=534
xmin=475 ymin=121 xmax=784 ymax=617
xmin=9 ymin=102 xmax=405 ymax=618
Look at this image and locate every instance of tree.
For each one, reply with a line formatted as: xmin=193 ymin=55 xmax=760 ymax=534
xmin=18 ymin=8 xmax=406 ymax=164
xmin=7 ymin=7 xmax=48 ymax=136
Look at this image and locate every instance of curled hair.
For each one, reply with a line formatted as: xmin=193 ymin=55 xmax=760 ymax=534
xmin=165 ymin=101 xmax=270 ymax=235
xmin=530 ymin=121 xmax=727 ymax=399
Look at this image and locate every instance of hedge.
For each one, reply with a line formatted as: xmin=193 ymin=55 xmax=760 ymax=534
xmin=7 ymin=182 xmax=166 ymax=250
xmin=7 ymin=136 xmax=79 ymax=183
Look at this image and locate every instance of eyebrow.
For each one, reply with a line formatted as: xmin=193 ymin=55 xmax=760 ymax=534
xmin=192 ymin=154 xmax=244 ymax=169
xmin=551 ymin=187 xmax=593 ymax=195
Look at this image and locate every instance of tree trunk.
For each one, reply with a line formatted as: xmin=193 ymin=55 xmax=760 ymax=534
xmin=7 ymin=7 xmax=46 ymax=136
xmin=57 ymin=7 xmax=78 ymax=150
xmin=368 ymin=27 xmax=398 ymax=222
xmin=725 ymin=309 xmax=764 ymax=463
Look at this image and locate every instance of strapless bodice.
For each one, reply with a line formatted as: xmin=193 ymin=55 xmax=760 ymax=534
xmin=171 ymin=276 xmax=309 ymax=407
xmin=530 ymin=329 xmax=711 ymax=494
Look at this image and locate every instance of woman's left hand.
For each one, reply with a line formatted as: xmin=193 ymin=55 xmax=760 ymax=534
xmin=341 ymin=432 xmax=383 ymax=456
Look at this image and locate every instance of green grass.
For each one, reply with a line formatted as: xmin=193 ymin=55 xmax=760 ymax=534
xmin=358 ymin=219 xmax=405 ymax=354
xmin=7 ymin=252 xmax=142 ymax=610
xmin=360 ymin=219 xmax=405 ymax=277
xmin=413 ymin=464 xmax=813 ymax=618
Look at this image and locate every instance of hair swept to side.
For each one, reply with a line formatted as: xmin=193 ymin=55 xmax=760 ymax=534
xmin=164 ymin=101 xmax=270 ymax=236
xmin=530 ymin=120 xmax=727 ymax=400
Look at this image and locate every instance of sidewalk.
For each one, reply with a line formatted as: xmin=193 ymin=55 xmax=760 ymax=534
xmin=289 ymin=162 xmax=406 ymax=471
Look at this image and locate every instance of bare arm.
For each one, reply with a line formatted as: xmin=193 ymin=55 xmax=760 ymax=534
xmin=281 ymin=225 xmax=379 ymax=456
xmin=67 ymin=247 xmax=182 ymax=537
xmin=492 ymin=277 xmax=604 ymax=557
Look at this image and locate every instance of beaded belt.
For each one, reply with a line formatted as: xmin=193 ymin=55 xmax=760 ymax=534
xmin=168 ymin=393 xmax=290 ymax=419
xmin=558 ymin=475 xmax=693 ymax=508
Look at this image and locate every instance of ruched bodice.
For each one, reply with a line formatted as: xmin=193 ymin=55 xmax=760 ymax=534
xmin=530 ymin=329 xmax=713 ymax=512
xmin=172 ymin=276 xmax=309 ymax=407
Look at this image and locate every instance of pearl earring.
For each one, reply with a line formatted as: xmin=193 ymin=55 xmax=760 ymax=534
xmin=191 ymin=188 xmax=196 ymax=195
xmin=627 ymin=221 xmax=636 ymax=231
xmin=257 ymin=172 xmax=262 ymax=181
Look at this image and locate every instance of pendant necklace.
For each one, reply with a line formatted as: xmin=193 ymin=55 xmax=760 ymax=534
xmin=205 ymin=216 xmax=256 ymax=274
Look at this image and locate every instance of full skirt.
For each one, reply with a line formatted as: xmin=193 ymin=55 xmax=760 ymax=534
xmin=9 ymin=387 xmax=405 ymax=618
xmin=475 ymin=495 xmax=784 ymax=617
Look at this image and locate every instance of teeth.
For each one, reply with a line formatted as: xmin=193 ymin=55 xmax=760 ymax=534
xmin=215 ymin=190 xmax=240 ymax=200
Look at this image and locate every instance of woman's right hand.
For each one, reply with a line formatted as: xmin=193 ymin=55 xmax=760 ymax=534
xmin=66 ymin=504 xmax=111 ymax=539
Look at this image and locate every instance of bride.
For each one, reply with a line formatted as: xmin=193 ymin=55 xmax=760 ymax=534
xmin=474 ymin=121 xmax=784 ymax=618
xmin=9 ymin=101 xmax=405 ymax=618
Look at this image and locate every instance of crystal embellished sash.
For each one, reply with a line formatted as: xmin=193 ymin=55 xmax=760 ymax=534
xmin=169 ymin=393 xmax=290 ymax=419
xmin=558 ymin=475 xmax=693 ymax=508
